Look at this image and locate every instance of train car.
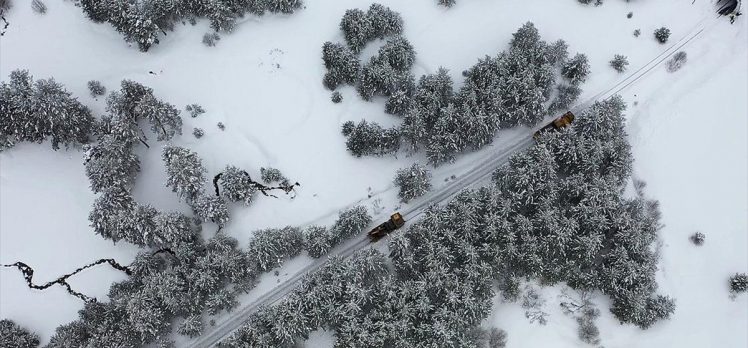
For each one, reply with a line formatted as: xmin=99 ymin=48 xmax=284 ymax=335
xmin=533 ymin=111 xmax=575 ymax=138
xmin=368 ymin=212 xmax=405 ymax=241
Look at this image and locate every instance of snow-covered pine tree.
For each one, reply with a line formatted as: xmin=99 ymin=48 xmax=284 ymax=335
xmin=0 ymin=70 xmax=94 ymax=150
xmin=304 ymin=225 xmax=332 ymax=258
xmin=339 ymin=8 xmax=372 ymax=53
xmin=219 ymin=165 xmax=257 ymax=205
xmin=438 ymin=0 xmax=456 ymax=8
xmin=561 ymin=53 xmax=591 ymax=85
xmin=654 ymin=27 xmax=671 ymax=43
xmin=321 ymin=41 xmax=361 ymax=89
xmin=366 ymin=3 xmax=403 ymax=39
xmin=162 ymin=146 xmax=206 ymax=201
xmin=177 ymin=315 xmax=203 ymax=338
xmin=378 ymin=36 xmax=416 ymax=71
xmin=135 ymin=93 xmax=182 ymax=141
xmin=609 ymin=54 xmax=629 ymax=73
xmin=84 ymin=134 xmax=140 ymax=193
xmin=246 ymin=226 xmax=304 ymax=271
xmin=88 ymin=187 xmax=137 ymax=243
xmin=88 ymin=80 xmax=106 ymax=97
xmin=0 ymin=319 xmax=40 ymax=348
xmin=394 ymin=163 xmax=432 ymax=202
xmin=260 ymin=167 xmax=286 ymax=184
xmin=152 ymin=211 xmax=200 ymax=248
xmin=343 ymin=119 xmax=400 ymax=157
xmin=191 ymin=193 xmax=230 ymax=228
xmin=330 ymin=205 xmax=372 ymax=243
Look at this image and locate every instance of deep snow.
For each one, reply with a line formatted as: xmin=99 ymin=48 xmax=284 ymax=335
xmin=0 ymin=0 xmax=745 ymax=346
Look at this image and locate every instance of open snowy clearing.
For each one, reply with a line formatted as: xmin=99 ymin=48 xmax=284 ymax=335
xmin=1 ymin=0 xmax=745 ymax=346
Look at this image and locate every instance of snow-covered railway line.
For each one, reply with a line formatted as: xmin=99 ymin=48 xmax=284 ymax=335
xmin=189 ymin=13 xmax=727 ymax=348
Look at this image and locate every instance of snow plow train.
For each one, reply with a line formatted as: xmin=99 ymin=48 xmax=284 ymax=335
xmin=368 ymin=212 xmax=405 ymax=241
xmin=534 ymin=111 xmax=575 ymax=138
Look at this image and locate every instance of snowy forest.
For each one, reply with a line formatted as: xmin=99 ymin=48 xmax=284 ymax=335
xmin=1 ymin=0 xmax=746 ymax=347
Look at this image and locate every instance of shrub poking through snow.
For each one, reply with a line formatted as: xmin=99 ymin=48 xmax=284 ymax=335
xmin=666 ymin=51 xmax=688 ymax=72
xmin=610 ymin=54 xmax=629 ymax=73
xmin=0 ymin=0 xmax=11 ymax=12
xmin=88 ymin=80 xmax=106 ymax=97
xmin=203 ymin=32 xmax=220 ymax=47
xmin=394 ymin=163 xmax=432 ymax=203
xmin=634 ymin=29 xmax=641 ymax=37
xmin=193 ymin=127 xmax=204 ymax=139
xmin=690 ymin=231 xmax=705 ymax=246
xmin=729 ymin=273 xmax=748 ymax=294
xmin=654 ymin=27 xmax=671 ymax=43
xmin=438 ymin=0 xmax=456 ymax=7
xmin=217 ymin=122 xmax=225 ymax=130
xmin=31 ymin=0 xmax=45 ymax=14
xmin=0 ymin=319 xmax=40 ymax=348
xmin=331 ymin=91 xmax=343 ymax=103
xmin=185 ymin=104 xmax=205 ymax=118
xmin=627 ymin=12 xmax=633 ymax=18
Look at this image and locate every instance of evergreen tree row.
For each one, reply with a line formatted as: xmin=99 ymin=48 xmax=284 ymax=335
xmin=79 ymin=0 xmax=303 ymax=51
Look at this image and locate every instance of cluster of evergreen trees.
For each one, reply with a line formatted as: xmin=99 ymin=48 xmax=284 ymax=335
xmin=79 ymin=0 xmax=303 ymax=51
xmin=0 ymin=70 xmax=94 ymax=151
xmin=221 ymin=98 xmax=674 ymax=347
xmin=324 ymin=10 xmax=589 ymax=165
xmin=0 ymin=319 xmax=39 ymax=348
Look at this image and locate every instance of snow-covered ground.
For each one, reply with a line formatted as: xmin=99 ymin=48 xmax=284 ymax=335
xmin=1 ymin=0 xmax=745 ymax=346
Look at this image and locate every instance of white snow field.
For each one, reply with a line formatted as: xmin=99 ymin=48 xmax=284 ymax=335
xmin=1 ymin=0 xmax=745 ymax=346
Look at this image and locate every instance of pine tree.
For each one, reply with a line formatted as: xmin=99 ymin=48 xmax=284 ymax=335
xmin=84 ymin=135 xmax=140 ymax=193
xmin=322 ymin=41 xmax=361 ymax=89
xmin=0 ymin=319 xmax=40 ymax=348
xmin=177 ymin=315 xmax=203 ymax=338
xmin=394 ymin=163 xmax=432 ymax=202
xmin=135 ymin=93 xmax=182 ymax=141
xmin=260 ymin=167 xmax=286 ymax=184
xmin=366 ymin=3 xmax=403 ymax=39
xmin=654 ymin=27 xmax=671 ymax=43
xmin=162 ymin=146 xmax=206 ymax=201
xmin=304 ymin=225 xmax=332 ymax=258
xmin=330 ymin=205 xmax=371 ymax=243
xmin=88 ymin=187 xmax=137 ymax=243
xmin=339 ymin=9 xmax=372 ymax=53
xmin=191 ymin=193 xmax=230 ymax=227
xmin=378 ymin=36 xmax=416 ymax=71
xmin=561 ymin=53 xmax=590 ymax=85
xmin=343 ymin=120 xmax=400 ymax=157
xmin=220 ymin=165 xmax=257 ymax=205
xmin=609 ymin=54 xmax=629 ymax=73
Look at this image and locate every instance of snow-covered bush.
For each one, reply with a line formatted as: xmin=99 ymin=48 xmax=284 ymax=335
xmin=330 ymin=205 xmax=372 ymax=243
xmin=331 ymin=91 xmax=343 ymax=103
xmin=654 ymin=27 xmax=671 ymax=43
xmin=690 ymin=231 xmax=705 ymax=246
xmin=31 ymin=0 xmax=45 ymax=14
xmin=322 ymin=41 xmax=360 ymax=89
xmin=0 ymin=319 xmax=40 ymax=348
xmin=260 ymin=167 xmax=286 ymax=184
xmin=88 ymin=80 xmax=106 ymax=97
xmin=219 ymin=165 xmax=257 ymax=205
xmin=217 ymin=122 xmax=225 ymax=130
xmin=634 ymin=29 xmax=641 ymax=37
xmin=562 ymin=53 xmax=591 ymax=84
xmin=162 ymin=146 xmax=206 ymax=201
xmin=729 ymin=273 xmax=748 ymax=294
xmin=185 ymin=103 xmax=205 ymax=118
xmin=343 ymin=120 xmax=401 ymax=157
xmin=610 ymin=54 xmax=629 ymax=73
xmin=438 ymin=0 xmax=456 ymax=7
xmin=667 ymin=51 xmax=688 ymax=72
xmin=0 ymin=70 xmax=94 ymax=151
xmin=202 ymin=32 xmax=220 ymax=47
xmin=394 ymin=163 xmax=432 ymax=203
xmin=193 ymin=127 xmax=204 ymax=139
